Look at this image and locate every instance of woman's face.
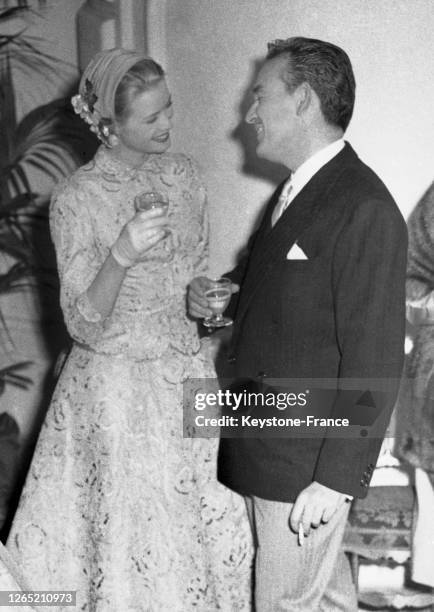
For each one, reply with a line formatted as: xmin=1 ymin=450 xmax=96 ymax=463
xmin=116 ymin=78 xmax=173 ymax=159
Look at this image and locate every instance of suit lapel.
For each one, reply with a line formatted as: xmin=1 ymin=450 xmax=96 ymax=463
xmin=232 ymin=143 xmax=359 ymax=342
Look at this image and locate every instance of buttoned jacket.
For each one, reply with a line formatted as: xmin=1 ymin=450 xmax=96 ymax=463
xmin=217 ymin=143 xmax=407 ymax=501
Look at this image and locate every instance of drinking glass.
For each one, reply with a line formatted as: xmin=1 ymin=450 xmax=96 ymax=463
xmin=203 ymin=277 xmax=233 ymax=328
xmin=134 ymin=191 xmax=173 ymax=261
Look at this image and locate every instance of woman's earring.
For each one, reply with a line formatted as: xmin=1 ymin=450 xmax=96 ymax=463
xmin=107 ymin=133 xmax=119 ymax=148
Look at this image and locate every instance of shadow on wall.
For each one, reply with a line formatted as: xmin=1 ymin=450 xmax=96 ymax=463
xmin=231 ymin=58 xmax=289 ymax=188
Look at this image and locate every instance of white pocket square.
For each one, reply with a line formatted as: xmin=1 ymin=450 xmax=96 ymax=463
xmin=286 ymin=243 xmax=308 ymax=260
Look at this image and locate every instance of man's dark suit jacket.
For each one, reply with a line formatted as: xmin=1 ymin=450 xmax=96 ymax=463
xmin=217 ymin=143 xmax=408 ymax=502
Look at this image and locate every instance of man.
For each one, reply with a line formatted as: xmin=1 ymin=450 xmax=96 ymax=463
xmin=188 ymin=37 xmax=407 ymax=610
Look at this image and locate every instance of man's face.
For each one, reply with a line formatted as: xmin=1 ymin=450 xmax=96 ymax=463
xmin=245 ymin=56 xmax=300 ymax=167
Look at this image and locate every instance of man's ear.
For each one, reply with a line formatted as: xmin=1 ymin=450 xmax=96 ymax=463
xmin=295 ymin=82 xmax=312 ymax=117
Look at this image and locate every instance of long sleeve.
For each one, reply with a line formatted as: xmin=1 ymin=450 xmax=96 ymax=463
xmin=407 ymin=182 xmax=434 ymax=301
xmin=314 ymin=197 xmax=408 ymax=497
xmin=49 ymin=179 xmax=109 ymax=345
xmin=405 ymin=182 xmax=434 ymax=323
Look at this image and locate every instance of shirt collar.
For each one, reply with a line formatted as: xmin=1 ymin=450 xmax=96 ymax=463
xmin=283 ymin=139 xmax=345 ymax=197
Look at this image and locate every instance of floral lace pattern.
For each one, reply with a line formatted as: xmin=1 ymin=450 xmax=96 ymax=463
xmin=7 ymin=148 xmax=253 ymax=611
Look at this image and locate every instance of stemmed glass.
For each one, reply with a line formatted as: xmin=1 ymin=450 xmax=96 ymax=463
xmin=203 ymin=277 xmax=233 ymax=328
xmin=134 ymin=191 xmax=173 ymax=261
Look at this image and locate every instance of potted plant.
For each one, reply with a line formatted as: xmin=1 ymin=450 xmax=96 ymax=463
xmin=0 ymin=0 xmax=96 ymax=537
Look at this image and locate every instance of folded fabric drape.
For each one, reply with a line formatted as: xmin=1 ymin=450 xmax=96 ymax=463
xmin=0 ymin=541 xmax=35 ymax=610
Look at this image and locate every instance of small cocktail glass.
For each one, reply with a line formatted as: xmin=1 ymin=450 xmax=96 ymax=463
xmin=203 ymin=277 xmax=233 ymax=328
xmin=134 ymin=191 xmax=173 ymax=261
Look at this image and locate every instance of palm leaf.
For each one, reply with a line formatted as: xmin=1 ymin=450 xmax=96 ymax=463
xmin=3 ymin=38 xmax=65 ymax=70
xmin=0 ymin=54 xmax=17 ymax=167
xmin=0 ymin=262 xmax=29 ymax=293
xmin=0 ymin=0 xmax=68 ymax=350
xmin=0 ymin=8 xmax=30 ymax=20
xmin=0 ymin=1 xmax=46 ymax=20
xmin=3 ymin=99 xmax=95 ymax=191
xmin=0 ymin=6 xmax=70 ymax=107
xmin=0 ymin=193 xmax=35 ymax=215
xmin=0 ymin=361 xmax=33 ymax=393
xmin=4 ymin=162 xmax=33 ymax=196
xmin=0 ymin=361 xmax=32 ymax=374
xmin=0 ymin=232 xmax=31 ymax=260
xmin=24 ymin=155 xmax=69 ymax=180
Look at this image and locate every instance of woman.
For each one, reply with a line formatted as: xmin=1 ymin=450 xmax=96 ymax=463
xmin=6 ymin=49 xmax=252 ymax=611
xmin=396 ymin=181 xmax=434 ymax=484
xmin=393 ymin=181 xmax=434 ymax=591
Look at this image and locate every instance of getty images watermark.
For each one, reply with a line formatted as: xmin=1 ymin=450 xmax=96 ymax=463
xmin=183 ymin=377 xmax=406 ymax=439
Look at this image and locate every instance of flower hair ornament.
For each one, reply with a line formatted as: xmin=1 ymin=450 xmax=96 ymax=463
xmin=71 ymin=49 xmax=148 ymax=147
xmin=71 ymin=79 xmax=114 ymax=146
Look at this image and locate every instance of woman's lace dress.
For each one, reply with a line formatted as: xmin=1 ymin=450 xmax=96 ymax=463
xmin=6 ymin=147 xmax=252 ymax=611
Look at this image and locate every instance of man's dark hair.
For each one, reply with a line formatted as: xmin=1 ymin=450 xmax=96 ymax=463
xmin=267 ymin=37 xmax=356 ymax=131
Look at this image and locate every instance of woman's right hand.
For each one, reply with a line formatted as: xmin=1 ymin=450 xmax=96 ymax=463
xmin=111 ymin=208 xmax=169 ymax=267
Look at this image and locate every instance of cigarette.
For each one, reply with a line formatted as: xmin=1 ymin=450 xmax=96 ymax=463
xmin=298 ymin=523 xmax=304 ymax=547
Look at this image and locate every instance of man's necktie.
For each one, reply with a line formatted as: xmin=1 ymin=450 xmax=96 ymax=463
xmin=271 ymin=183 xmax=293 ymax=227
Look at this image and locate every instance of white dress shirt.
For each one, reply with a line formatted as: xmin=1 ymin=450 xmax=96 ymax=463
xmin=272 ymin=139 xmax=345 ymax=226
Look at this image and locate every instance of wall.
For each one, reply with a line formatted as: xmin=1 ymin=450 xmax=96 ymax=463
xmin=165 ymin=0 xmax=434 ymax=275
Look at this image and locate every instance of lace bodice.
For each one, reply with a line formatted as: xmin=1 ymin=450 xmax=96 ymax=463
xmin=50 ymin=147 xmax=208 ymax=361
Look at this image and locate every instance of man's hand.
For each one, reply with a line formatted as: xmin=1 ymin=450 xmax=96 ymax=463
xmin=187 ymin=276 xmax=239 ymax=319
xmin=187 ymin=276 xmax=212 ymax=318
xmin=289 ymin=481 xmax=348 ymax=537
